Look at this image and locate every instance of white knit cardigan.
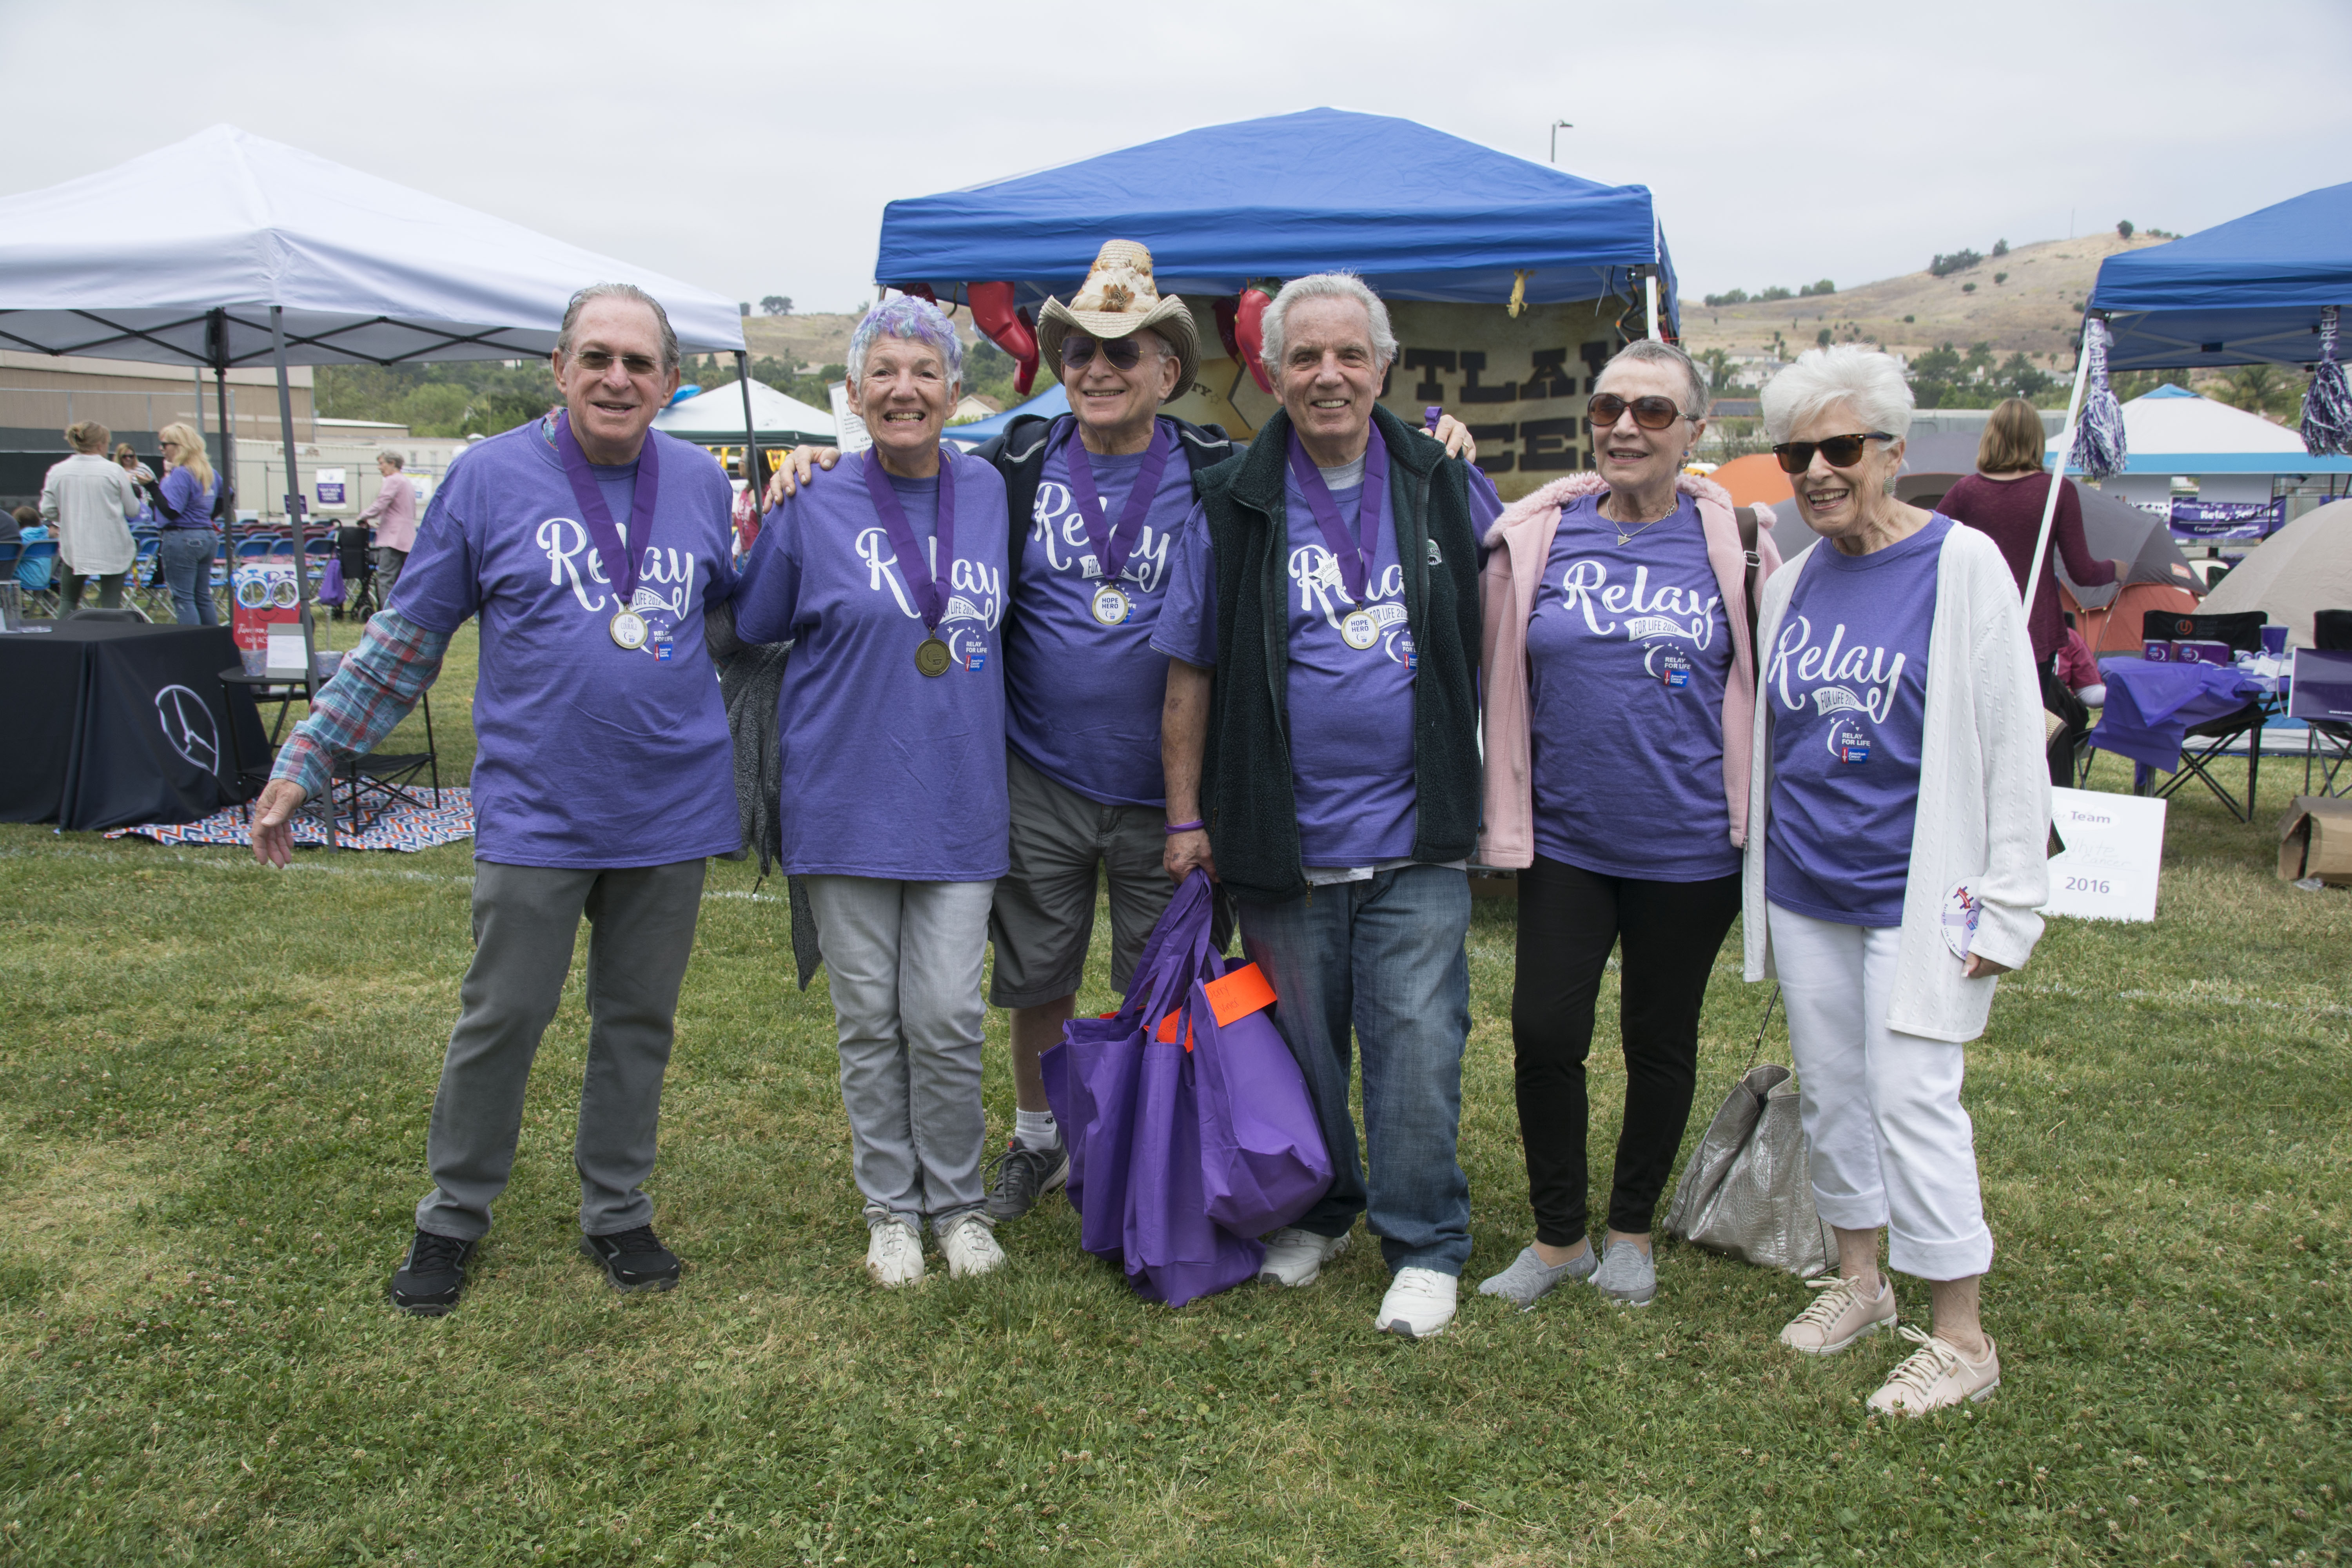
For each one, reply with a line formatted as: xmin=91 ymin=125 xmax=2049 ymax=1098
xmin=1742 ymin=521 xmax=2051 ymax=1044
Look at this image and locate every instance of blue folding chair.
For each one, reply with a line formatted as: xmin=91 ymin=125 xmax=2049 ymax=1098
xmin=16 ymin=539 xmax=59 ymax=615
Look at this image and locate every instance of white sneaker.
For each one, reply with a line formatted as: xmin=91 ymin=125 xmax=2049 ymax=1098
xmin=1376 ymin=1267 xmax=1459 ymax=1339
xmin=1867 ymin=1327 xmax=2001 ymax=1416
xmin=939 ymin=1214 xmax=1007 ymax=1280
xmin=1258 ymin=1227 xmax=1349 ymax=1287
xmin=865 ymin=1219 xmax=924 ymax=1289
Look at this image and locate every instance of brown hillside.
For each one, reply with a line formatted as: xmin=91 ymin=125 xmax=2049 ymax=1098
xmin=739 ymin=310 xmax=992 ymax=370
xmin=1681 ymin=231 xmax=2175 ymax=369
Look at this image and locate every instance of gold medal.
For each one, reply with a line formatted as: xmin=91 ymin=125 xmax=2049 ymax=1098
xmin=610 ymin=608 xmax=649 ymax=650
xmin=1341 ymin=610 xmax=1379 ymax=650
xmin=915 ymin=635 xmax=952 ymax=677
xmin=1090 ymin=584 xmax=1131 ymax=626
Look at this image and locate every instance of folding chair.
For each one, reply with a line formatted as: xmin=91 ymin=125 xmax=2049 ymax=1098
xmin=16 ymin=540 xmax=59 ymax=617
xmin=2304 ymin=610 xmax=2352 ymax=798
xmin=2140 ymin=609 xmax=2270 ymax=822
xmin=0 ymin=540 xmax=20 ymax=627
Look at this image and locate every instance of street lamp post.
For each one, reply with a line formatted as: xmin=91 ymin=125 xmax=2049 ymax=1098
xmin=1550 ymin=120 xmax=1573 ymax=163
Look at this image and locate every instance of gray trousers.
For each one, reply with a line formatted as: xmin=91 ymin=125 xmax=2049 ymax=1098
xmin=802 ymin=875 xmax=995 ymax=1236
xmin=414 ymin=858 xmax=706 ymax=1241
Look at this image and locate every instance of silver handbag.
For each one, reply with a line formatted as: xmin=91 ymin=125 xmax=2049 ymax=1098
xmin=1665 ymin=995 xmax=1836 ymax=1276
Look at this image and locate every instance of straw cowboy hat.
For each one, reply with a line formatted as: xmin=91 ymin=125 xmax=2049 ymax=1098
xmin=1035 ymin=240 xmax=1200 ymax=399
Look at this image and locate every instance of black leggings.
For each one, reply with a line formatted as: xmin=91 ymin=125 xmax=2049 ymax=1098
xmin=61 ymin=570 xmax=125 ymax=612
xmin=1510 ymin=855 xmax=1742 ymax=1243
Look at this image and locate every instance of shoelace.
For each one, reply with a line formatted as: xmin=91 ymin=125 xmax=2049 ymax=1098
xmin=1390 ymin=1270 xmax=1452 ymax=1302
xmin=409 ymin=1232 xmax=468 ymax=1272
xmin=1878 ymin=1325 xmax=1967 ymax=1401
xmin=599 ymin=1225 xmax=664 ymax=1257
xmin=986 ymin=1143 xmax=1057 ymax=1196
xmin=1790 ymin=1274 xmax=1871 ymax=1332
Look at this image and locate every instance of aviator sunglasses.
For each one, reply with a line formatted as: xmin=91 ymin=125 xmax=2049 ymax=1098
xmin=1585 ymin=392 xmax=1690 ymax=431
xmin=1061 ymin=334 xmax=1147 ymax=371
xmin=1771 ymin=432 xmax=1896 ymax=473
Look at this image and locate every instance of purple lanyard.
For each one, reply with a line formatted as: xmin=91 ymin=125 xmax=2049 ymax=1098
xmin=551 ymin=411 xmax=661 ymax=605
xmin=860 ymin=449 xmax=958 ymax=632
xmin=1286 ymin=429 xmax=1388 ymax=604
xmin=1060 ymin=419 xmax=1174 ymax=584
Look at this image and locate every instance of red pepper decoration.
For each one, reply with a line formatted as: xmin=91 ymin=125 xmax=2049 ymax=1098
xmin=966 ymin=282 xmax=1039 ymax=396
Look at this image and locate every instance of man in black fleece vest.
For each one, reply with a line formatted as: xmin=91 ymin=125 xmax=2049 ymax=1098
xmin=1154 ymin=273 xmax=1502 ymax=1339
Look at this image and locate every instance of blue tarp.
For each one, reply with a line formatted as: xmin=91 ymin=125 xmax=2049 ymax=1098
xmin=2091 ymin=181 xmax=2352 ymax=371
xmin=940 ymin=383 xmax=1069 ymax=446
xmin=878 ymin=108 xmax=1675 ymax=334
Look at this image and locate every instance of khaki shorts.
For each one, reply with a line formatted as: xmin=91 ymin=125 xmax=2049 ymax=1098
xmin=988 ymin=750 xmax=1176 ymax=1007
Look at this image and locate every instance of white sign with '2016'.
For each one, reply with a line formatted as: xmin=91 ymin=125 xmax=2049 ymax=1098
xmin=2041 ymin=788 xmax=2167 ymax=922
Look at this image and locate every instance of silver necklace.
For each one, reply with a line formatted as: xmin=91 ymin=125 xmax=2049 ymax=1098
xmin=1601 ymin=494 xmax=1678 ymax=547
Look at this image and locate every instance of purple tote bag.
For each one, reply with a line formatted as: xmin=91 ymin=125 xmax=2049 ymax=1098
xmin=1122 ymin=1035 xmax=1265 ymax=1307
xmin=1187 ymin=967 xmax=1334 ymax=1239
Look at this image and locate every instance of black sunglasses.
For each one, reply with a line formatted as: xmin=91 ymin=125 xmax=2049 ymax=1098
xmin=569 ymin=348 xmax=663 ymax=377
xmin=1586 ymin=392 xmax=1689 ymax=431
xmin=1061 ymin=334 xmax=1146 ymax=372
xmin=1772 ymin=432 xmax=1896 ymax=473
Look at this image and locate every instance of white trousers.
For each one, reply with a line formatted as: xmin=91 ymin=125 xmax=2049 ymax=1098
xmin=803 ymin=876 xmax=996 ymax=1235
xmin=1767 ymin=903 xmax=1993 ymax=1280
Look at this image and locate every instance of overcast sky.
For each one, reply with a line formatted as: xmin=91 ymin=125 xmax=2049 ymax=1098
xmin=5 ymin=0 xmax=2345 ymax=315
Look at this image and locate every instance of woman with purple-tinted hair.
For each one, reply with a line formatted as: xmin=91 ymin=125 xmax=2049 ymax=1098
xmin=733 ymin=295 xmax=1015 ymax=1290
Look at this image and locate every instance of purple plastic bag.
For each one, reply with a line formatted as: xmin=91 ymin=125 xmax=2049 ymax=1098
xmin=1189 ymin=971 xmax=1334 ymax=1239
xmin=1122 ymin=1035 xmax=1265 ymax=1307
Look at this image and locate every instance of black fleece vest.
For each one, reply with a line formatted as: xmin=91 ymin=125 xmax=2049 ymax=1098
xmin=1191 ymin=405 xmax=1484 ymax=904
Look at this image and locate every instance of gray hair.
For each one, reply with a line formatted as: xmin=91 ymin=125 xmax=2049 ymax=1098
xmin=1597 ymin=338 xmax=1710 ymax=421
xmin=376 ymin=450 xmax=405 ymax=470
xmin=1760 ymin=345 xmax=1914 ymax=443
xmin=556 ymin=283 xmax=680 ymax=372
xmin=1260 ymin=272 xmax=1397 ymax=377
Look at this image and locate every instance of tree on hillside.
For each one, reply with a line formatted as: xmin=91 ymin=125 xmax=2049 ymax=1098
xmin=1698 ymin=347 xmax=1736 ymax=394
xmin=2218 ymin=364 xmax=2303 ymax=424
xmin=1758 ymin=285 xmax=1793 ymax=302
xmin=1797 ymin=279 xmax=1836 ymax=298
xmin=1702 ymin=288 xmax=1750 ymax=308
xmin=1993 ymin=238 xmax=2009 ymax=258
xmin=2116 ymin=221 xmax=2134 ymax=240
xmin=760 ymin=295 xmax=793 ymax=316
xmin=1929 ymin=249 xmax=1983 ymax=278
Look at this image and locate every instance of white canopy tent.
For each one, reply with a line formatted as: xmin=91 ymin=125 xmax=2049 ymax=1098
xmin=2045 ymin=383 xmax=2350 ymax=508
xmin=654 ymin=379 xmax=835 ymax=445
xmin=0 ymin=124 xmax=755 ymax=544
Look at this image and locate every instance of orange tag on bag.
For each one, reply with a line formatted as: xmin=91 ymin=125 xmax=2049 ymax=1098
xmin=1153 ymin=963 xmax=1277 ymax=1050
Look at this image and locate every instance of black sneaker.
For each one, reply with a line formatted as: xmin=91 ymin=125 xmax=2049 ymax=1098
xmin=579 ymin=1225 xmax=682 ymax=1292
xmin=389 ymin=1230 xmax=476 ymax=1316
xmin=983 ymin=1138 xmax=1069 ymax=1221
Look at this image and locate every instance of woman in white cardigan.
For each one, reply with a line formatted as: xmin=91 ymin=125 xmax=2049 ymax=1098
xmin=1744 ymin=348 xmax=2049 ymax=1416
xmin=38 ymin=420 xmax=145 ymax=613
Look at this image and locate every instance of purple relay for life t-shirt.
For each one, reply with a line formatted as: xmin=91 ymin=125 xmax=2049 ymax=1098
xmin=1526 ymin=492 xmax=1738 ymax=881
xmin=732 ymin=448 xmax=1011 ymax=882
xmin=1154 ymin=441 xmax=1502 ymax=867
xmin=1764 ymin=514 xmax=1951 ymax=926
xmin=1004 ymin=418 xmax=1196 ymax=807
xmin=388 ymin=419 xmax=742 ymax=869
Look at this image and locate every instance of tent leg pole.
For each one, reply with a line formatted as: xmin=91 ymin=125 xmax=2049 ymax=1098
xmin=736 ymin=349 xmax=759 ymax=526
xmin=210 ymin=309 xmax=236 ymax=544
xmin=1644 ymin=272 xmax=1660 ymax=340
xmin=271 ymin=305 xmax=334 ymax=853
xmin=2021 ymin=305 xmax=2099 ymax=615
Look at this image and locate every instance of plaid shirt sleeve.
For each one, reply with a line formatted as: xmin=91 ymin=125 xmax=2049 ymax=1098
xmin=270 ymin=608 xmax=451 ymax=801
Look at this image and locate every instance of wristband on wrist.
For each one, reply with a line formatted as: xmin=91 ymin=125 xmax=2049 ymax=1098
xmin=1163 ymin=818 xmax=1205 ymax=835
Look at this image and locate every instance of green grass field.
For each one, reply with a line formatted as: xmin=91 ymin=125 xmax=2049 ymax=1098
xmin=1 ymin=624 xmax=2346 ymax=1566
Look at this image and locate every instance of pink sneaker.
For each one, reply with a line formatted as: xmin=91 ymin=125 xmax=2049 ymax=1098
xmin=1867 ymin=1327 xmax=2000 ymax=1416
xmin=1778 ymin=1274 xmax=1897 ymax=1355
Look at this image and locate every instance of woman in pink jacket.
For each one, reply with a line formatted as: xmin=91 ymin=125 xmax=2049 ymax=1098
xmin=1475 ymin=339 xmax=1781 ymax=1311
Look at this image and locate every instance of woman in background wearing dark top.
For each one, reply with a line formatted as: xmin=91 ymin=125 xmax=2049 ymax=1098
xmin=1937 ymin=399 xmax=2130 ymax=782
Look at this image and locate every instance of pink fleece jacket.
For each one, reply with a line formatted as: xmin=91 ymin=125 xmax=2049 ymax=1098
xmin=1477 ymin=472 xmax=1784 ymax=869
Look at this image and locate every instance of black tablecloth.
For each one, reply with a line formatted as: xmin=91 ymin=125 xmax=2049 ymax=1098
xmin=0 ymin=622 xmax=268 ymax=830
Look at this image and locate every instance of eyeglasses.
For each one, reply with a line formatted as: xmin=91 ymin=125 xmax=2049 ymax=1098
xmin=1771 ymin=432 xmax=1896 ymax=473
xmin=1061 ymin=335 xmax=1146 ymax=372
xmin=1586 ymin=393 xmax=1689 ymax=431
xmin=160 ymin=441 xmax=180 ymax=450
xmin=568 ymin=348 xmax=663 ymax=377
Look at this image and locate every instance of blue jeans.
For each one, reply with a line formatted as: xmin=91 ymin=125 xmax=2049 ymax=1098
xmin=1236 ymin=864 xmax=1474 ymax=1274
xmin=159 ymin=528 xmax=219 ymax=626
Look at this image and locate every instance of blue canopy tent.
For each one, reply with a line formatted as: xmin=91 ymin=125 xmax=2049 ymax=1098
xmin=877 ymin=107 xmax=1677 ymax=328
xmin=2091 ymin=182 xmax=2352 ymax=371
xmin=941 ymin=383 xmax=1069 ymax=447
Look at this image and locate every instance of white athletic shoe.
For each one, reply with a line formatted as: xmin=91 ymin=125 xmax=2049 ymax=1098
xmin=939 ymin=1214 xmax=1007 ymax=1280
xmin=1258 ymin=1227 xmax=1350 ymax=1287
xmin=865 ymin=1219 xmax=924 ymax=1289
xmin=1376 ymin=1267 xmax=1459 ymax=1339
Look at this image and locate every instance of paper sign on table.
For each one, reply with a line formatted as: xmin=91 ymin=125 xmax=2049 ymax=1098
xmin=2041 ymin=788 xmax=2167 ymax=922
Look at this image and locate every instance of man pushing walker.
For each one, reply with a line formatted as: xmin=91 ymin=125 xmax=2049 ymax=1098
xmin=251 ymin=283 xmax=742 ymax=1316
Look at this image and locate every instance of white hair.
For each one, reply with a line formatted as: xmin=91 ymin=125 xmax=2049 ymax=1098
xmin=1760 ymin=345 xmax=1914 ymax=442
xmin=1260 ymin=272 xmax=1397 ymax=377
xmin=1597 ymin=338 xmax=1710 ymax=420
xmin=557 ymin=283 xmax=680 ymax=372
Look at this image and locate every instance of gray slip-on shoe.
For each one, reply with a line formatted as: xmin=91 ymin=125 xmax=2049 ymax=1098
xmin=1476 ymin=1243 xmax=1599 ymax=1310
xmin=1588 ymin=1238 xmax=1657 ymax=1306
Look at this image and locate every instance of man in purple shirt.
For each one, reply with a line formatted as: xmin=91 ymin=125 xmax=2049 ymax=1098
xmin=1157 ymin=273 xmax=1501 ymax=1340
xmin=250 ymin=284 xmax=739 ymax=1316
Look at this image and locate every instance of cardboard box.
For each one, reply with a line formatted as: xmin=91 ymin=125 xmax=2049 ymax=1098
xmin=2277 ymin=796 xmax=2352 ymax=885
xmin=2174 ymin=640 xmax=2233 ymax=666
xmin=2141 ymin=639 xmax=2174 ymax=662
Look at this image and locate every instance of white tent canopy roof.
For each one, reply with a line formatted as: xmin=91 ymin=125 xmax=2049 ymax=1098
xmin=0 ymin=125 xmax=745 ymax=369
xmin=2047 ymin=383 xmax=2349 ymax=474
xmin=653 ymin=379 xmax=835 ymax=441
